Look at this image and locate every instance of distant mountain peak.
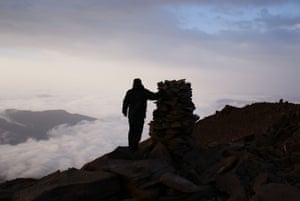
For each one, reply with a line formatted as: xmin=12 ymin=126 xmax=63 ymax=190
xmin=0 ymin=109 xmax=97 ymax=145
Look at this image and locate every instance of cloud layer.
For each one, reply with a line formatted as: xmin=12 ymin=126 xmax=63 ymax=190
xmin=0 ymin=119 xmax=131 ymax=180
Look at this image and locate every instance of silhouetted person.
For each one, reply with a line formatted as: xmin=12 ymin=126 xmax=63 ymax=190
xmin=122 ymin=78 xmax=157 ymax=152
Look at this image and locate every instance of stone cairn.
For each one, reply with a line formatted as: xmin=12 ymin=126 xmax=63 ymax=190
xmin=149 ymin=79 xmax=199 ymax=161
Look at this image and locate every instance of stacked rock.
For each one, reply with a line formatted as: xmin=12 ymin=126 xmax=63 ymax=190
xmin=149 ymin=79 xmax=198 ymax=159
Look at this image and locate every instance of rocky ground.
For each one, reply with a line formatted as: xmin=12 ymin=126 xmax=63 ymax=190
xmin=1 ymin=80 xmax=300 ymax=201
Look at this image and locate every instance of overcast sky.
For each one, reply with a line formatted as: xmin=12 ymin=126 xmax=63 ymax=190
xmin=1 ymin=0 xmax=300 ymax=103
xmin=1 ymin=0 xmax=300 ymax=180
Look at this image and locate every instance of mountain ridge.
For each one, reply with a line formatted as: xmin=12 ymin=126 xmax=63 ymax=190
xmin=0 ymin=109 xmax=97 ymax=145
xmin=193 ymin=101 xmax=300 ymax=147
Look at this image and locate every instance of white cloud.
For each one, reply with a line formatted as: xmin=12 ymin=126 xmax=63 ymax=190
xmin=0 ymin=93 xmax=157 ymax=181
xmin=0 ymin=119 xmax=133 ymax=180
xmin=294 ymin=23 xmax=300 ymax=29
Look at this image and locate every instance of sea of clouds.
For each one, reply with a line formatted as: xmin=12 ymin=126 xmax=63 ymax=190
xmin=0 ymin=119 xmax=129 ymax=180
xmin=0 ymin=92 xmax=294 ymax=181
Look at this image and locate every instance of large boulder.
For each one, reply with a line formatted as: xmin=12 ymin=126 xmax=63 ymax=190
xmin=216 ymin=173 xmax=247 ymax=201
xmin=250 ymin=183 xmax=300 ymax=201
xmin=13 ymin=168 xmax=120 ymax=201
xmin=0 ymin=178 xmax=37 ymax=201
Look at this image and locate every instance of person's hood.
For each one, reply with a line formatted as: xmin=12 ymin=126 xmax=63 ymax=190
xmin=133 ymin=79 xmax=144 ymax=89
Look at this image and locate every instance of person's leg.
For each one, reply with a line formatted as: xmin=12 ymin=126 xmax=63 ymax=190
xmin=128 ymin=118 xmax=144 ymax=152
xmin=134 ymin=119 xmax=144 ymax=148
xmin=128 ymin=118 xmax=136 ymax=151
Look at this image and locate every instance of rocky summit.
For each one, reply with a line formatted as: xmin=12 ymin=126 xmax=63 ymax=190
xmin=1 ymin=80 xmax=300 ymax=201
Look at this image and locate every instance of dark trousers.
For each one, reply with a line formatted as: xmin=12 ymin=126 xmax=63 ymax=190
xmin=128 ymin=118 xmax=144 ymax=152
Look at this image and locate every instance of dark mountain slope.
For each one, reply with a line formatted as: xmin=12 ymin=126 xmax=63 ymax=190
xmin=193 ymin=102 xmax=300 ymax=147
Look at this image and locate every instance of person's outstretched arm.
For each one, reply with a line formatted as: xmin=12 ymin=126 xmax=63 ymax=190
xmin=145 ymin=89 xmax=159 ymax=100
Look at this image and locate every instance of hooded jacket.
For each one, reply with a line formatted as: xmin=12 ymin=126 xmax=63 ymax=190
xmin=122 ymin=80 xmax=157 ymax=119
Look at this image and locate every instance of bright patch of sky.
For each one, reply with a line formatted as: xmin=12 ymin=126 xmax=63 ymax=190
xmin=0 ymin=47 xmax=51 ymax=61
xmin=166 ymin=3 xmax=300 ymax=34
xmin=295 ymin=24 xmax=300 ymax=29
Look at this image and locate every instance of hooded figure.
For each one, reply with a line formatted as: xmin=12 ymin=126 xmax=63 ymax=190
xmin=122 ymin=78 xmax=157 ymax=152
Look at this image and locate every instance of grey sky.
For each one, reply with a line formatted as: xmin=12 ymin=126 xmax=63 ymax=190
xmin=0 ymin=0 xmax=300 ymax=100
